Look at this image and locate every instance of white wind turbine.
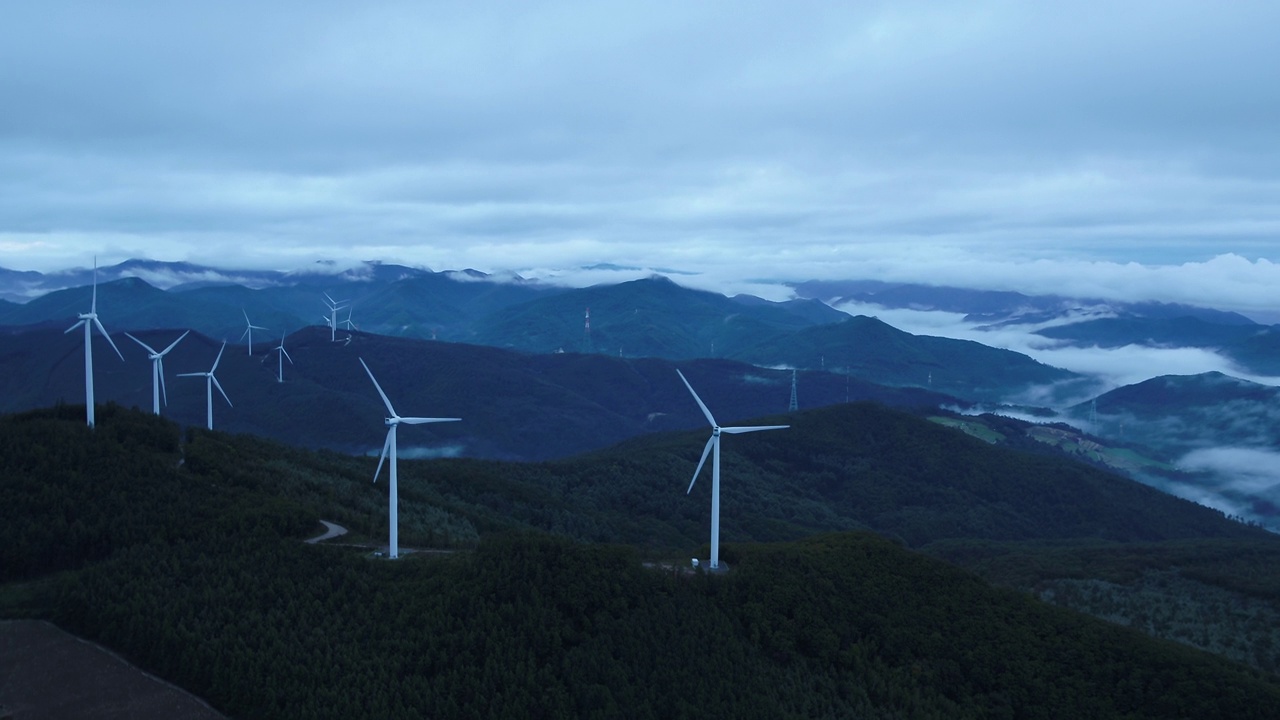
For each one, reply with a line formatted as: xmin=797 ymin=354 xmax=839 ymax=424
xmin=239 ymin=309 xmax=268 ymax=355
xmin=677 ymin=369 xmax=788 ymax=570
xmin=124 ymin=330 xmax=189 ymax=415
xmin=322 ymin=293 xmax=348 ymax=342
xmin=272 ymin=332 xmax=293 ymax=383
xmin=341 ymin=305 xmax=358 ymax=332
xmin=360 ymin=357 xmax=460 ymax=559
xmin=64 ymin=258 xmax=124 ymax=428
xmin=179 ymin=341 xmax=231 ymax=430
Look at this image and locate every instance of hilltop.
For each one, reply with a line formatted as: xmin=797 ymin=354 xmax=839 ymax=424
xmin=4 ymin=404 xmax=1280 ymax=718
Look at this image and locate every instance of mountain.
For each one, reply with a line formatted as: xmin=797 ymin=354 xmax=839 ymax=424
xmin=1034 ymin=316 xmax=1280 ymax=377
xmin=1036 ymin=315 xmax=1261 ymax=349
xmin=732 ymin=314 xmax=1084 ymax=403
xmin=468 ymin=275 xmax=848 ymax=356
xmin=793 ymin=278 xmax=1258 ymax=326
xmin=1072 ymin=372 xmax=1280 ymax=456
xmin=5 ymin=405 xmax=1280 ymax=718
xmin=1062 ymin=372 xmax=1280 ymax=523
xmin=0 ymin=325 xmax=953 ymax=461
xmin=0 ymin=263 xmax=563 ymax=343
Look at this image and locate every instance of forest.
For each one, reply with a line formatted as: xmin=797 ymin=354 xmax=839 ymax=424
xmin=5 ymin=403 xmax=1280 ymax=718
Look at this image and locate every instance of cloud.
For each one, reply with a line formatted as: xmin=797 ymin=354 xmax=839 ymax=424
xmin=382 ymin=445 xmax=465 ymax=460
xmin=832 ymin=299 xmax=1280 ymax=397
xmin=1172 ymin=447 xmax=1280 ymax=529
xmin=2 ymin=1 xmax=1280 ymax=311
xmin=1180 ymin=448 xmax=1280 ymax=496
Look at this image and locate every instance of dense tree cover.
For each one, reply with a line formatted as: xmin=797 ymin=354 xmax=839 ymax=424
xmin=467 ymin=402 xmax=1266 ymax=550
xmin=7 ymin=405 xmax=1280 ymax=718
xmin=0 ymin=404 xmax=309 ymax=582
xmin=928 ymin=538 xmax=1280 ymax=672
xmin=50 ymin=529 xmax=1280 ymax=719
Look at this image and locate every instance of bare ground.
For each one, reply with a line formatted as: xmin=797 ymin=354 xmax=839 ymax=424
xmin=0 ymin=620 xmax=224 ymax=720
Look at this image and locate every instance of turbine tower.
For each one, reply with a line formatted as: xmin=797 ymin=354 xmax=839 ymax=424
xmin=677 ymin=369 xmax=788 ymax=570
xmin=273 ymin=333 xmax=293 ymax=383
xmin=322 ymin=292 xmax=349 ymax=342
xmin=124 ymin=330 xmax=189 ymax=415
xmin=64 ymin=257 xmax=124 ymax=427
xmin=360 ymin=358 xmax=460 ymax=559
xmin=178 ymin=341 xmax=231 ymax=430
xmin=239 ymin=309 xmax=267 ymax=356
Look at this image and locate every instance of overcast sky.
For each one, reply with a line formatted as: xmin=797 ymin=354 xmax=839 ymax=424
xmin=3 ymin=1 xmax=1279 ymax=313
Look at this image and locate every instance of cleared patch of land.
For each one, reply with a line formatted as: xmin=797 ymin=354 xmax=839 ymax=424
xmin=0 ymin=620 xmax=224 ymax=720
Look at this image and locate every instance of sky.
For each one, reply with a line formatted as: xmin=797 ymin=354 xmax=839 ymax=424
xmin=3 ymin=1 xmax=1279 ymax=315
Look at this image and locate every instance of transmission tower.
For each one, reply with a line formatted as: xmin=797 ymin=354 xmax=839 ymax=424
xmin=789 ymin=369 xmax=798 ymax=412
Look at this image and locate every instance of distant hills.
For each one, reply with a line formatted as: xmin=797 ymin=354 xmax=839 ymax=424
xmin=0 ymin=260 xmax=1080 ymax=403
xmin=793 ymin=277 xmax=1280 ymax=378
xmin=0 ymin=325 xmax=954 ymax=462
xmin=10 ymin=258 xmax=1280 ymax=526
xmin=1070 ymin=372 xmax=1280 ymax=457
xmin=793 ymin=278 xmax=1258 ymax=326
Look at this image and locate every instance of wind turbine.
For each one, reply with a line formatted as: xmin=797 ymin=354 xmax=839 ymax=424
xmin=677 ymin=369 xmax=788 ymax=570
xmin=360 ymin=357 xmax=460 ymax=559
xmin=239 ymin=309 xmax=267 ymax=355
xmin=179 ymin=341 xmax=231 ymax=430
xmin=64 ymin=257 xmax=124 ymax=427
xmin=272 ymin=332 xmax=293 ymax=383
xmin=322 ymin=292 xmax=348 ymax=342
xmin=341 ymin=305 xmax=358 ymax=332
xmin=124 ymin=330 xmax=189 ymax=415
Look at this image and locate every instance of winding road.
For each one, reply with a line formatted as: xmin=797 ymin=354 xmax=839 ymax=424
xmin=304 ymin=520 xmax=349 ymax=544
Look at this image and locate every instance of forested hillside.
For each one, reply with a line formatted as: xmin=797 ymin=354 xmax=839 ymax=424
xmin=5 ymin=405 xmax=1280 ymax=718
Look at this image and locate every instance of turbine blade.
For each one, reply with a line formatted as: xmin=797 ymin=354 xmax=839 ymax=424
xmin=93 ymin=318 xmax=124 ymax=361
xmin=359 ymin=358 xmax=398 ymax=416
xmin=210 ymin=341 xmax=226 ymax=372
xmin=65 ymin=319 xmax=85 ymax=334
xmin=239 ymin=327 xmax=251 ymax=342
xmin=686 ymin=430 xmax=716 ymax=491
xmin=720 ymin=425 xmax=790 ymax=434
xmin=676 ymin=369 xmax=717 ymax=427
xmin=399 ymin=417 xmax=461 ymax=425
xmin=125 ymin=332 xmax=158 ymax=355
xmin=373 ymin=430 xmax=392 ymax=483
xmin=242 ymin=308 xmax=251 ymax=324
xmin=91 ymin=256 xmax=98 ymax=313
xmin=211 ymin=374 xmax=232 ymax=407
xmin=281 ymin=347 xmax=293 ymax=364
xmin=159 ymin=330 xmax=189 ymax=356
xmin=177 ymin=372 xmax=203 ymax=377
xmin=159 ymin=358 xmax=168 ymax=406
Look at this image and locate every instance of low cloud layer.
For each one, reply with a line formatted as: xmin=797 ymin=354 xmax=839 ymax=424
xmin=833 ymin=300 xmax=1280 ymax=399
xmin=1174 ymin=447 xmax=1280 ymax=529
